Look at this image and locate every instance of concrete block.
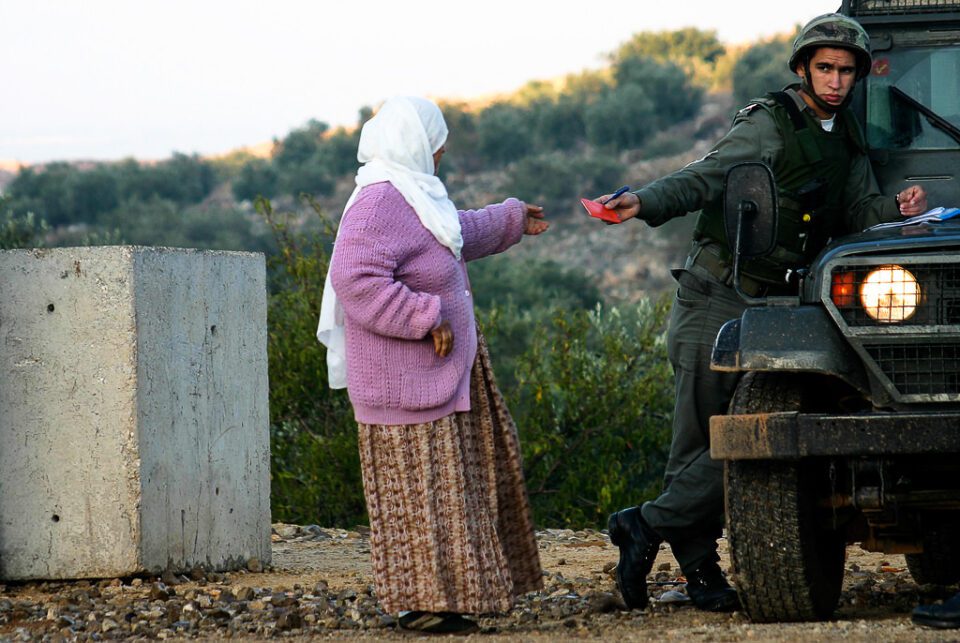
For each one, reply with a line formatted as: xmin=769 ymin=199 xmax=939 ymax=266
xmin=0 ymin=246 xmax=271 ymax=580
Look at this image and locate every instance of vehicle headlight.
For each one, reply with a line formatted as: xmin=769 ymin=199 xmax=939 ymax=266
xmin=859 ymin=265 xmax=921 ymax=323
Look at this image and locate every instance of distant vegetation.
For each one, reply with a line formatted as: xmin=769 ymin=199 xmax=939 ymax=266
xmin=732 ymin=31 xmax=798 ymax=106
xmin=1 ymin=28 xmax=802 ymax=528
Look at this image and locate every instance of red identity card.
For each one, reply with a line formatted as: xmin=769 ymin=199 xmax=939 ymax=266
xmin=580 ymin=198 xmax=622 ymax=223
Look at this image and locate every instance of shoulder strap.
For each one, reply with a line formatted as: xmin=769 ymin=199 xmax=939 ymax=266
xmin=767 ymin=91 xmax=822 ymax=164
xmin=768 ymin=91 xmax=807 ymax=131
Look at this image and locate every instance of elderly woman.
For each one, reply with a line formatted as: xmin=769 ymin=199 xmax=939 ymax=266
xmin=317 ymin=96 xmax=546 ymax=635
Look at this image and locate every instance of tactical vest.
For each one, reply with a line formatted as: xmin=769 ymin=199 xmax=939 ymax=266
xmin=694 ymin=90 xmax=866 ymax=285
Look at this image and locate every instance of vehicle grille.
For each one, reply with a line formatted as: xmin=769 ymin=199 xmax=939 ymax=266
xmin=850 ymin=0 xmax=960 ymax=14
xmin=865 ymin=343 xmax=960 ymax=396
xmin=832 ymin=263 xmax=960 ymax=327
xmin=826 ymin=259 xmax=960 ymax=402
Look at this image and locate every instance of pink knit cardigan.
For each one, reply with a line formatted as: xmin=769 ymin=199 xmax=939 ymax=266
xmin=329 ymin=181 xmax=526 ymax=425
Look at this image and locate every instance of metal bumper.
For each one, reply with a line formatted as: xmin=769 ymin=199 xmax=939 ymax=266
xmin=710 ymin=411 xmax=960 ymax=460
xmin=710 ymin=306 xmax=871 ymax=396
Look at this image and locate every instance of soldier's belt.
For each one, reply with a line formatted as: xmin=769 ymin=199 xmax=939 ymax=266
xmin=686 ymin=243 xmax=787 ymax=298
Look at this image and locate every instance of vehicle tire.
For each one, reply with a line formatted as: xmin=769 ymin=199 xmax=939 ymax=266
xmin=725 ymin=372 xmax=847 ymax=622
xmin=906 ymin=517 xmax=960 ymax=585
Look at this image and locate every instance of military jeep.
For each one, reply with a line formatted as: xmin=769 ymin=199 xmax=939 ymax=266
xmin=710 ymin=0 xmax=960 ymax=623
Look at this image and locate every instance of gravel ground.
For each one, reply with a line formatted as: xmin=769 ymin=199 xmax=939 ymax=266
xmin=1 ymin=524 xmax=956 ymax=641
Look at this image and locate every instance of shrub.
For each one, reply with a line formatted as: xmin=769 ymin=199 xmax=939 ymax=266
xmin=233 ymin=158 xmax=279 ymax=201
xmin=470 ymin=255 xmax=602 ymax=389
xmin=6 ymin=163 xmax=73 ymax=226
xmin=255 ymin=196 xmax=366 ymax=526
xmin=503 ymin=152 xmax=623 ymax=213
xmin=488 ymin=300 xmax=675 ymax=528
xmin=611 ymin=28 xmax=726 ymax=88
xmin=476 ymin=102 xmax=535 ymax=164
xmin=585 ymin=84 xmax=658 ymax=149
xmin=0 ymin=195 xmax=47 ymax=249
xmin=732 ymin=33 xmax=797 ymax=106
xmin=612 ymin=56 xmax=704 ymax=127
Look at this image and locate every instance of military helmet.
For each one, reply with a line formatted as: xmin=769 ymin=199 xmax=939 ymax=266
xmin=789 ymin=13 xmax=872 ymax=80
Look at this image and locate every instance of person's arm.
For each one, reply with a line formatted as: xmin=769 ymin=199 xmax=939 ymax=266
xmin=330 ymin=222 xmax=440 ymax=341
xmin=459 ymin=197 xmax=528 ymax=262
xmin=842 ymin=153 xmax=901 ymax=231
xmin=605 ymin=107 xmax=782 ymax=227
xmin=842 ymin=154 xmax=930 ymax=230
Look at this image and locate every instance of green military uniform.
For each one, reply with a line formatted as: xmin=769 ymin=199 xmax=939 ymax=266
xmin=634 ymin=85 xmax=900 ymax=574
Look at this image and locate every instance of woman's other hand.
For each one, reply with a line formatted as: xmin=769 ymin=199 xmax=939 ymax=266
xmin=431 ymin=320 xmax=454 ymax=357
xmin=524 ymin=204 xmax=549 ymax=235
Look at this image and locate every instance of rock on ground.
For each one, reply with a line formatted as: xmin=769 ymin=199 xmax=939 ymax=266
xmin=0 ymin=524 xmax=955 ymax=641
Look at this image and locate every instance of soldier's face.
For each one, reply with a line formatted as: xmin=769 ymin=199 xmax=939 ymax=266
xmin=799 ymin=47 xmax=857 ymax=111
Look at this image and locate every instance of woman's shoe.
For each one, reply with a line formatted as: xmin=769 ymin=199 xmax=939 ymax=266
xmin=398 ymin=611 xmax=480 ymax=635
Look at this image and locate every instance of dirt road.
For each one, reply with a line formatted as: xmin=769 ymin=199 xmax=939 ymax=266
xmin=0 ymin=524 xmax=955 ymax=640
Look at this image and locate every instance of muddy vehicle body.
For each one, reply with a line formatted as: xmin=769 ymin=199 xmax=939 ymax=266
xmin=710 ymin=0 xmax=960 ymax=623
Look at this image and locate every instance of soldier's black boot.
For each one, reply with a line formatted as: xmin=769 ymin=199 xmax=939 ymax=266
xmin=685 ymin=561 xmax=740 ymax=612
xmin=913 ymin=592 xmax=960 ymax=629
xmin=607 ymin=507 xmax=662 ymax=610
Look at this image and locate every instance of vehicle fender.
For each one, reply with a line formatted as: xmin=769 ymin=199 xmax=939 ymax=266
xmin=711 ymin=305 xmax=870 ymax=395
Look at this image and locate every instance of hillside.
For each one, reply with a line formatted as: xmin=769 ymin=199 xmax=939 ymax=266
xmin=0 ymin=90 xmax=733 ymax=305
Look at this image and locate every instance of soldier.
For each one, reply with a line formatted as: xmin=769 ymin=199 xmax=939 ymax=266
xmin=600 ymin=14 xmax=928 ymax=612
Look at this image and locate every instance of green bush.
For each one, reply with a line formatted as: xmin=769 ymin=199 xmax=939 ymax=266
xmin=233 ymin=158 xmax=279 ymax=201
xmin=612 ymin=56 xmax=704 ymax=127
xmin=92 ymin=196 xmax=270 ymax=252
xmin=5 ymin=155 xmax=217 ymax=229
xmin=477 ymin=102 xmax=535 ymax=164
xmin=611 ymin=28 xmax=726 ymax=88
xmin=470 ymin=255 xmax=602 ymax=389
xmin=0 ymin=196 xmax=47 ymax=249
xmin=585 ymin=84 xmax=658 ymax=149
xmin=6 ymin=163 xmax=74 ymax=226
xmin=732 ymin=33 xmax=797 ymax=106
xmin=493 ymin=300 xmax=674 ymax=528
xmin=255 ymin=196 xmax=366 ymax=526
xmin=503 ymin=152 xmax=623 ymax=213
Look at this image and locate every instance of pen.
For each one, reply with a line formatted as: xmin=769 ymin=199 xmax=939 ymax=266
xmin=603 ymin=185 xmax=631 ymax=204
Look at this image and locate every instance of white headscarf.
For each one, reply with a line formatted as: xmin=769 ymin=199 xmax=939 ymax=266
xmin=317 ymin=96 xmax=461 ymax=388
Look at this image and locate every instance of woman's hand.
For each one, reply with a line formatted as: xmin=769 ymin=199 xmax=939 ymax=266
xmin=897 ymin=185 xmax=928 ymax=217
xmin=524 ymin=203 xmax=549 ymax=235
xmin=431 ymin=320 xmax=454 ymax=357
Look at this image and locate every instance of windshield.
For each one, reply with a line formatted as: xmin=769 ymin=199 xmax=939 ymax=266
xmin=865 ymin=46 xmax=960 ymax=150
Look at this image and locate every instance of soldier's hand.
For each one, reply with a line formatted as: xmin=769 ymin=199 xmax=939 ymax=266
xmin=600 ymin=191 xmax=641 ymax=222
xmin=897 ymin=185 xmax=928 ymax=217
xmin=430 ymin=320 xmax=454 ymax=357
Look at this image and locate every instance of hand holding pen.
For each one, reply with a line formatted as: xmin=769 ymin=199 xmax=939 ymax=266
xmin=604 ymin=185 xmax=631 ymax=204
xmin=601 ymin=185 xmax=641 ymax=223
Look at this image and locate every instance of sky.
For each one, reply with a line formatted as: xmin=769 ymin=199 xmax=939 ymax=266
xmin=1 ymin=0 xmax=843 ymax=164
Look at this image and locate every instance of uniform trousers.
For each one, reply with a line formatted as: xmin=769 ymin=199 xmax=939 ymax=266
xmin=640 ymin=263 xmax=747 ymax=573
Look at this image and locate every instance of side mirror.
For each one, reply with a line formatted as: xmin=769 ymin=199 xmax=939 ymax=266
xmin=723 ymin=162 xmax=778 ymax=259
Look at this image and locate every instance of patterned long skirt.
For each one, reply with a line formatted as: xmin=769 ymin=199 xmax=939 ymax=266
xmin=357 ymin=332 xmax=543 ymax=615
